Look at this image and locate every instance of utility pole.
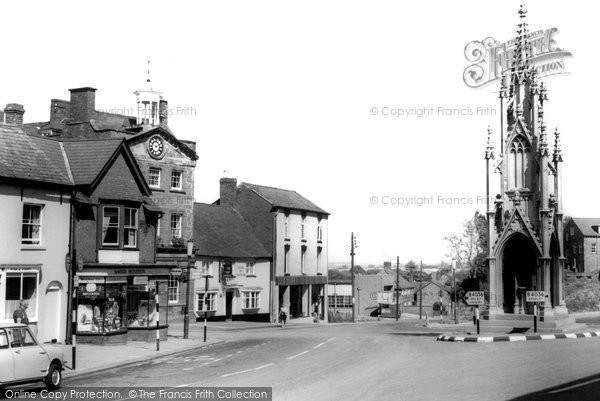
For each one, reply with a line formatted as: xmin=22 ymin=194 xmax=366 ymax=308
xmin=395 ymin=256 xmax=400 ymax=321
xmin=452 ymin=258 xmax=457 ymax=324
xmin=419 ymin=260 xmax=423 ymax=320
xmin=350 ymin=232 xmax=356 ymax=323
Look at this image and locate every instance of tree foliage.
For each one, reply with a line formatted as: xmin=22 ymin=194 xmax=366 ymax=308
xmin=444 ymin=212 xmax=488 ymax=289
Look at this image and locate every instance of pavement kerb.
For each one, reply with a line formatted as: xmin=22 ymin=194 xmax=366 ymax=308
xmin=437 ymin=331 xmax=600 ymax=343
xmin=63 ymin=340 xmax=226 ymax=380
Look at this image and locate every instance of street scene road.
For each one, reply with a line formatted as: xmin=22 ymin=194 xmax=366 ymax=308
xmin=4 ymin=321 xmax=597 ymax=401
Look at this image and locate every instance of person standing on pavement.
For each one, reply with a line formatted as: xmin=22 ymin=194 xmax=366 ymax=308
xmin=279 ymin=304 xmax=288 ymax=326
xmin=13 ymin=300 xmax=29 ymax=325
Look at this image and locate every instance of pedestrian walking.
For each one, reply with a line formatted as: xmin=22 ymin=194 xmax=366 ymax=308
xmin=279 ymin=304 xmax=288 ymax=327
xmin=13 ymin=300 xmax=29 ymax=325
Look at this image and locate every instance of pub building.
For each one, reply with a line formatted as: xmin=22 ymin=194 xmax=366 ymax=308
xmin=65 ymin=137 xmax=173 ymax=344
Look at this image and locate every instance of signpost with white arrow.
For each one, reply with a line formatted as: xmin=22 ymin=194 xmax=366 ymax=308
xmin=464 ymin=291 xmax=485 ymax=335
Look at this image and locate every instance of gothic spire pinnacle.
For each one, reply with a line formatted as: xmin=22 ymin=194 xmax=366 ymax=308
xmin=485 ymin=126 xmax=495 ymax=160
xmin=539 ymin=81 xmax=548 ymax=104
xmin=538 ymin=122 xmax=550 ymax=157
xmin=553 ymin=127 xmax=563 ymax=163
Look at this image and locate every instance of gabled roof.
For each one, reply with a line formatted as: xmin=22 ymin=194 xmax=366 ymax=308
xmin=416 ymin=280 xmax=450 ymax=292
xmin=126 ymin=125 xmax=198 ymax=161
xmin=493 ymin=206 xmax=543 ymax=256
xmin=241 ymin=183 xmax=329 ymax=215
xmin=0 ymin=125 xmax=152 ymax=199
xmin=62 ymin=138 xmax=123 ymax=186
xmin=193 ymin=203 xmax=271 ymax=259
xmin=0 ymin=124 xmax=72 ymax=186
xmin=569 ymin=218 xmax=600 ymax=237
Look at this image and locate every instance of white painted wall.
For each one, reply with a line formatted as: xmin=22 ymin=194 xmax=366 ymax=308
xmin=0 ymin=185 xmax=70 ymax=343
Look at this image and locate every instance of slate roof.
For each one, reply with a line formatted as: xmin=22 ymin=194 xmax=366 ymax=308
xmin=193 ymin=203 xmax=271 ymax=258
xmin=61 ymin=138 xmax=123 ymax=185
xmin=0 ymin=124 xmax=72 ymax=186
xmin=570 ymin=218 xmax=600 ymax=237
xmin=241 ymin=183 xmax=329 ymax=215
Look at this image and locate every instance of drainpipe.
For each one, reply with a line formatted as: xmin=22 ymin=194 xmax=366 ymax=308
xmin=66 ymin=191 xmax=76 ymax=344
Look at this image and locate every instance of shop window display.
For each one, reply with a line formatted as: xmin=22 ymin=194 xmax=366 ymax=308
xmin=126 ymin=281 xmax=168 ymax=328
xmin=76 ymin=279 xmax=126 ymax=334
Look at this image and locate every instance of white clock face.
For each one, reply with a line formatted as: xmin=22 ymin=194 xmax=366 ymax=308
xmin=148 ymin=136 xmax=164 ymax=158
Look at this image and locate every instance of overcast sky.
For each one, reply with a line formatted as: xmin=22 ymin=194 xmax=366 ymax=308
xmin=1 ymin=1 xmax=595 ymax=265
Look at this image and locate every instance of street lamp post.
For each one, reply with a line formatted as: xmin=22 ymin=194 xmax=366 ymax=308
xmin=184 ymin=239 xmax=194 ymax=339
xmin=452 ymin=258 xmax=457 ymax=324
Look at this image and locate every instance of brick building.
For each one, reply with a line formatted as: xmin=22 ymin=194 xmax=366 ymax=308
xmin=564 ymin=217 xmax=600 ymax=276
xmin=216 ymin=178 xmax=330 ymax=322
xmin=24 ymin=84 xmax=198 ymax=319
xmin=0 ymin=116 xmax=169 ymax=345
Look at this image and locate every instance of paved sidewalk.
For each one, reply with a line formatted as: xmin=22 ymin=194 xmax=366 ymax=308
xmin=62 ymin=328 xmax=225 ymax=379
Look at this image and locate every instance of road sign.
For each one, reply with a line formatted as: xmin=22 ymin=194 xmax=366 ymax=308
xmin=526 ymin=291 xmax=548 ymax=302
xmin=170 ymin=267 xmax=183 ymax=277
xmin=190 ymin=271 xmax=202 ymax=280
xmin=464 ymin=291 xmax=485 ymax=305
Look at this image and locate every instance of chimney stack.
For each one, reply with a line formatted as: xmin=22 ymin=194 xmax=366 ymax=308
xmin=4 ymin=103 xmax=25 ymax=125
xmin=220 ymin=177 xmax=237 ymax=207
xmin=69 ymin=87 xmax=97 ymax=122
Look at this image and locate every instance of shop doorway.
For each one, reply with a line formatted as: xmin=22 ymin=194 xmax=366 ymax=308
xmin=290 ymin=286 xmax=302 ymax=318
xmin=225 ymin=291 xmax=233 ymax=320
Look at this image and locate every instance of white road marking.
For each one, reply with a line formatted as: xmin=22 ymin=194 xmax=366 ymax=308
xmin=226 ymin=354 xmax=233 ymax=358
xmin=236 ymin=350 xmax=243 ymax=354
xmin=221 ymin=363 xmax=274 ymax=378
xmin=183 ymin=367 xmax=194 ymax=371
xmin=549 ymin=377 xmax=600 ymax=394
xmin=326 ymin=337 xmax=336 ymax=342
xmin=176 ymin=384 xmax=189 ymax=387
xmin=214 ymin=358 xmax=222 ymax=362
xmin=313 ymin=342 xmax=326 ymax=349
xmin=287 ymin=351 xmax=309 ymax=360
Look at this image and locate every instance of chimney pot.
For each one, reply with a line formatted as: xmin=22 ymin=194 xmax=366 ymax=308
xmin=4 ymin=103 xmax=25 ymax=125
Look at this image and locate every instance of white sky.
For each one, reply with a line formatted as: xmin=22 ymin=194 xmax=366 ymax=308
xmin=0 ymin=1 xmax=596 ymax=265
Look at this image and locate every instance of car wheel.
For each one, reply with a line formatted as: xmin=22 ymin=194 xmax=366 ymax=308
xmin=45 ymin=363 xmax=62 ymax=390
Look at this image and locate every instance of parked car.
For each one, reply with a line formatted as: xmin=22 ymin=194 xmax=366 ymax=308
xmin=0 ymin=323 xmax=66 ymax=393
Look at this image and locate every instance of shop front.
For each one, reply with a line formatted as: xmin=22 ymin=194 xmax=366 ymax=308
xmin=75 ymin=265 xmax=172 ymax=345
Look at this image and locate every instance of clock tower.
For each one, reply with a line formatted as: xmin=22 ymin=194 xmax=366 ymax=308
xmin=134 ymin=60 xmax=168 ymax=126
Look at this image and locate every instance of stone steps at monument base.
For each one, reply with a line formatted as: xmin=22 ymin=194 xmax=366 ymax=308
xmin=482 ymin=314 xmax=576 ymax=324
xmin=478 ymin=320 xmax=587 ymax=334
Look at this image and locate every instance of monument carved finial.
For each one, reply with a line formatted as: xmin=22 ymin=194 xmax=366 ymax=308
xmin=538 ymin=123 xmax=550 ymax=157
xmin=485 ymin=126 xmax=495 ymax=160
xmin=553 ymin=127 xmax=563 ymax=163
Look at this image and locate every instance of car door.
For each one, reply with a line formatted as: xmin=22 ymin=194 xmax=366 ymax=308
xmin=0 ymin=329 xmax=15 ymax=383
xmin=8 ymin=327 xmax=49 ymax=381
